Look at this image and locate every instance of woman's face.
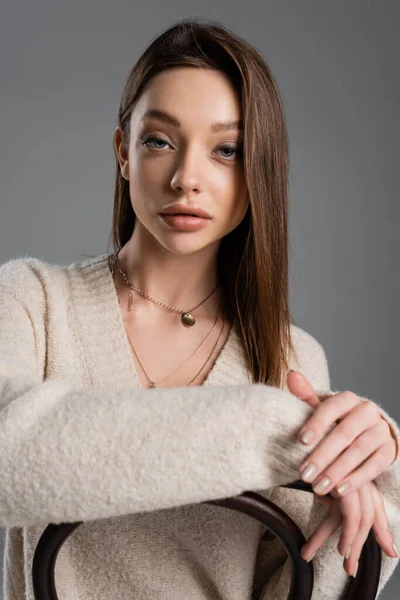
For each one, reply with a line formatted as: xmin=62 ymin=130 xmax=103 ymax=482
xmin=114 ymin=66 xmax=249 ymax=256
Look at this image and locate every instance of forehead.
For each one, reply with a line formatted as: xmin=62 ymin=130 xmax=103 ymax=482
xmin=131 ymin=67 xmax=242 ymax=130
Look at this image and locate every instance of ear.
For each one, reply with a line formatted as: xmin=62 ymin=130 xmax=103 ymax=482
xmin=113 ymin=127 xmax=130 ymax=181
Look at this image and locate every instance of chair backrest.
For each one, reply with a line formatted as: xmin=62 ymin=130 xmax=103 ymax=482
xmin=32 ymin=480 xmax=381 ymax=600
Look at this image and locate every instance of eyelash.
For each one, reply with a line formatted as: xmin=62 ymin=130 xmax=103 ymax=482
xmin=140 ymin=135 xmax=242 ymax=160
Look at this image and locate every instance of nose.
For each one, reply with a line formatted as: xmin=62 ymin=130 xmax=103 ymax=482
xmin=170 ymin=143 xmax=202 ymax=194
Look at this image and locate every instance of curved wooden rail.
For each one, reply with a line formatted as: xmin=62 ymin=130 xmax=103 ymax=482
xmin=32 ymin=480 xmax=381 ymax=599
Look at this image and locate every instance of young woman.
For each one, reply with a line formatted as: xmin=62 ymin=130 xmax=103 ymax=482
xmin=0 ymin=18 xmax=399 ymax=600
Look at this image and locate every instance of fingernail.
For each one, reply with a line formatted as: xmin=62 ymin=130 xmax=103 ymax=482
xmin=300 ymin=463 xmax=317 ymax=482
xmin=300 ymin=429 xmax=314 ymax=444
xmin=393 ymin=542 xmax=399 ymax=557
xmin=313 ymin=477 xmax=331 ymax=494
xmin=301 ymin=544 xmax=315 ymax=563
xmin=305 ymin=551 xmax=315 ymax=563
xmin=337 ymin=482 xmax=351 ymax=495
xmin=352 ymin=560 xmax=359 ymax=578
xmin=345 ymin=547 xmax=351 ymax=560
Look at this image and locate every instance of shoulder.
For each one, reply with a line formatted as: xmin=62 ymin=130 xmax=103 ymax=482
xmin=289 ymin=324 xmax=328 ymax=363
xmin=0 ymin=255 xmax=49 ymax=302
xmin=0 ymin=252 xmax=106 ymax=290
xmin=0 ymin=252 xmax=107 ymax=308
xmin=0 ymin=255 xmax=65 ymax=303
xmin=287 ymin=323 xmax=331 ymax=391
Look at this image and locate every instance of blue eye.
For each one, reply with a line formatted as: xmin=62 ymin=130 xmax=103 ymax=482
xmin=141 ymin=136 xmax=171 ymax=150
xmin=217 ymin=145 xmax=242 ymax=160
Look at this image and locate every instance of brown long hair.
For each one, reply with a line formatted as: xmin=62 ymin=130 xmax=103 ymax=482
xmin=108 ymin=17 xmax=299 ymax=388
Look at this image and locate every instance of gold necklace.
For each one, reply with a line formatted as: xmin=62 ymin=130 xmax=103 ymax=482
xmin=112 ymin=250 xmax=219 ymax=327
xmin=127 ymin=316 xmax=225 ymax=388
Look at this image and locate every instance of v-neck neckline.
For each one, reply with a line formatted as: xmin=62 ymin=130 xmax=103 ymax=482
xmin=69 ymin=252 xmax=252 ymax=390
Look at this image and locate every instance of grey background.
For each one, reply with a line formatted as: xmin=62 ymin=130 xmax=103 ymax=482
xmin=0 ymin=0 xmax=398 ymax=597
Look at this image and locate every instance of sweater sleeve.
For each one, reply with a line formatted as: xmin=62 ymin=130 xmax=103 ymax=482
xmin=0 ymin=283 xmax=337 ymax=529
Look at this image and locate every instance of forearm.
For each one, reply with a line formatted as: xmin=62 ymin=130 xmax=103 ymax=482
xmin=0 ymin=377 xmax=320 ymax=528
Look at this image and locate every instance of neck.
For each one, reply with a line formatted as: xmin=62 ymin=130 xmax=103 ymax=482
xmin=114 ymin=223 xmax=225 ymax=320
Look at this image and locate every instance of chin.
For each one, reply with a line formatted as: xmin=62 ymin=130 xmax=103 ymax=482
xmin=161 ymin=240 xmax=218 ymax=257
xmin=134 ymin=216 xmax=222 ymax=256
xmin=156 ymin=232 xmax=221 ymax=257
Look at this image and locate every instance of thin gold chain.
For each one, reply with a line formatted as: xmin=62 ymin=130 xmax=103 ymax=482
xmin=112 ymin=251 xmax=219 ymax=316
xmin=184 ymin=319 xmax=226 ymax=387
xmin=126 ymin=311 xmax=222 ymax=388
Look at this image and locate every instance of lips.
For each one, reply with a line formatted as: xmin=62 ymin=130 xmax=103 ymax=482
xmin=160 ymin=213 xmax=211 ymax=232
xmin=166 ymin=213 xmax=202 ymax=217
xmin=160 ymin=204 xmax=212 ymax=219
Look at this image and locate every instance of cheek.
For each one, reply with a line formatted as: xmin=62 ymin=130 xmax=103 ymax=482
xmin=128 ymin=158 xmax=165 ymax=211
xmin=230 ymin=196 xmax=250 ymax=232
xmin=217 ymin=172 xmax=248 ymax=224
xmin=130 ymin=155 xmax=165 ymax=187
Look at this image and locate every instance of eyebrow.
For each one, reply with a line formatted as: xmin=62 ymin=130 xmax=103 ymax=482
xmin=141 ymin=108 xmax=243 ymax=133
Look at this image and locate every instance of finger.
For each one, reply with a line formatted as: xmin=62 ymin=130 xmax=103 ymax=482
xmin=315 ymin=494 xmax=332 ymax=507
xmin=298 ymin=401 xmax=381 ymax=490
xmin=329 ymin=441 xmax=395 ymax=498
xmin=287 ymin=370 xmax=321 ymax=408
xmin=300 ymin=503 xmax=342 ymax=562
xmin=344 ymin=483 xmax=375 ymax=577
xmin=370 ymin=482 xmax=398 ymax=558
xmin=307 ymin=420 xmax=389 ymax=497
xmin=333 ymin=490 xmax=361 ymax=563
xmin=297 ymin=391 xmax=365 ymax=447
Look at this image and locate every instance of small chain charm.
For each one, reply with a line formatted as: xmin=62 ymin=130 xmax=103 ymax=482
xmin=128 ymin=289 xmax=134 ymax=312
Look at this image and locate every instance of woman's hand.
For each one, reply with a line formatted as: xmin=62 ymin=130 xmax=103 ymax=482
xmin=290 ymin=375 xmax=397 ymax=499
xmin=303 ymin=480 xmax=396 ymax=577
xmin=287 ymin=371 xmax=399 ymax=576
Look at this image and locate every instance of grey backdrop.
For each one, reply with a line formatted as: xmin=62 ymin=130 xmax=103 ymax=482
xmin=0 ymin=1 xmax=398 ymax=598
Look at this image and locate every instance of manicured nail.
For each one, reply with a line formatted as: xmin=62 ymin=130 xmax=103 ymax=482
xmin=304 ymin=551 xmax=315 ymax=563
xmin=300 ymin=463 xmax=317 ymax=482
xmin=337 ymin=482 xmax=351 ymax=495
xmin=393 ymin=542 xmax=399 ymax=557
xmin=352 ymin=560 xmax=359 ymax=578
xmin=345 ymin=547 xmax=351 ymax=560
xmin=313 ymin=477 xmax=331 ymax=494
xmin=300 ymin=429 xmax=314 ymax=444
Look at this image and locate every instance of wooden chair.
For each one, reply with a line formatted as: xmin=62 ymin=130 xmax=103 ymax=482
xmin=32 ymin=480 xmax=381 ymax=600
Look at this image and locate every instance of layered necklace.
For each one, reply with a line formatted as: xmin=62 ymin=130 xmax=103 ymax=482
xmin=111 ymin=250 xmax=225 ymax=388
xmin=113 ymin=249 xmax=219 ymax=327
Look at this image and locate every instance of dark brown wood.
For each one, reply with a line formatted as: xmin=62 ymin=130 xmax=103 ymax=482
xmin=32 ymin=480 xmax=381 ymax=599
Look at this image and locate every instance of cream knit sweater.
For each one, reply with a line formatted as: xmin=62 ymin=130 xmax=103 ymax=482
xmin=0 ymin=252 xmax=399 ymax=600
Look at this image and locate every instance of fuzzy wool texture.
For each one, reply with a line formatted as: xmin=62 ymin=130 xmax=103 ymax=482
xmin=0 ymin=252 xmax=398 ymax=599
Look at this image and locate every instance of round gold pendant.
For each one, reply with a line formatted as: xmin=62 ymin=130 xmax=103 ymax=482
xmin=181 ymin=313 xmax=196 ymax=327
